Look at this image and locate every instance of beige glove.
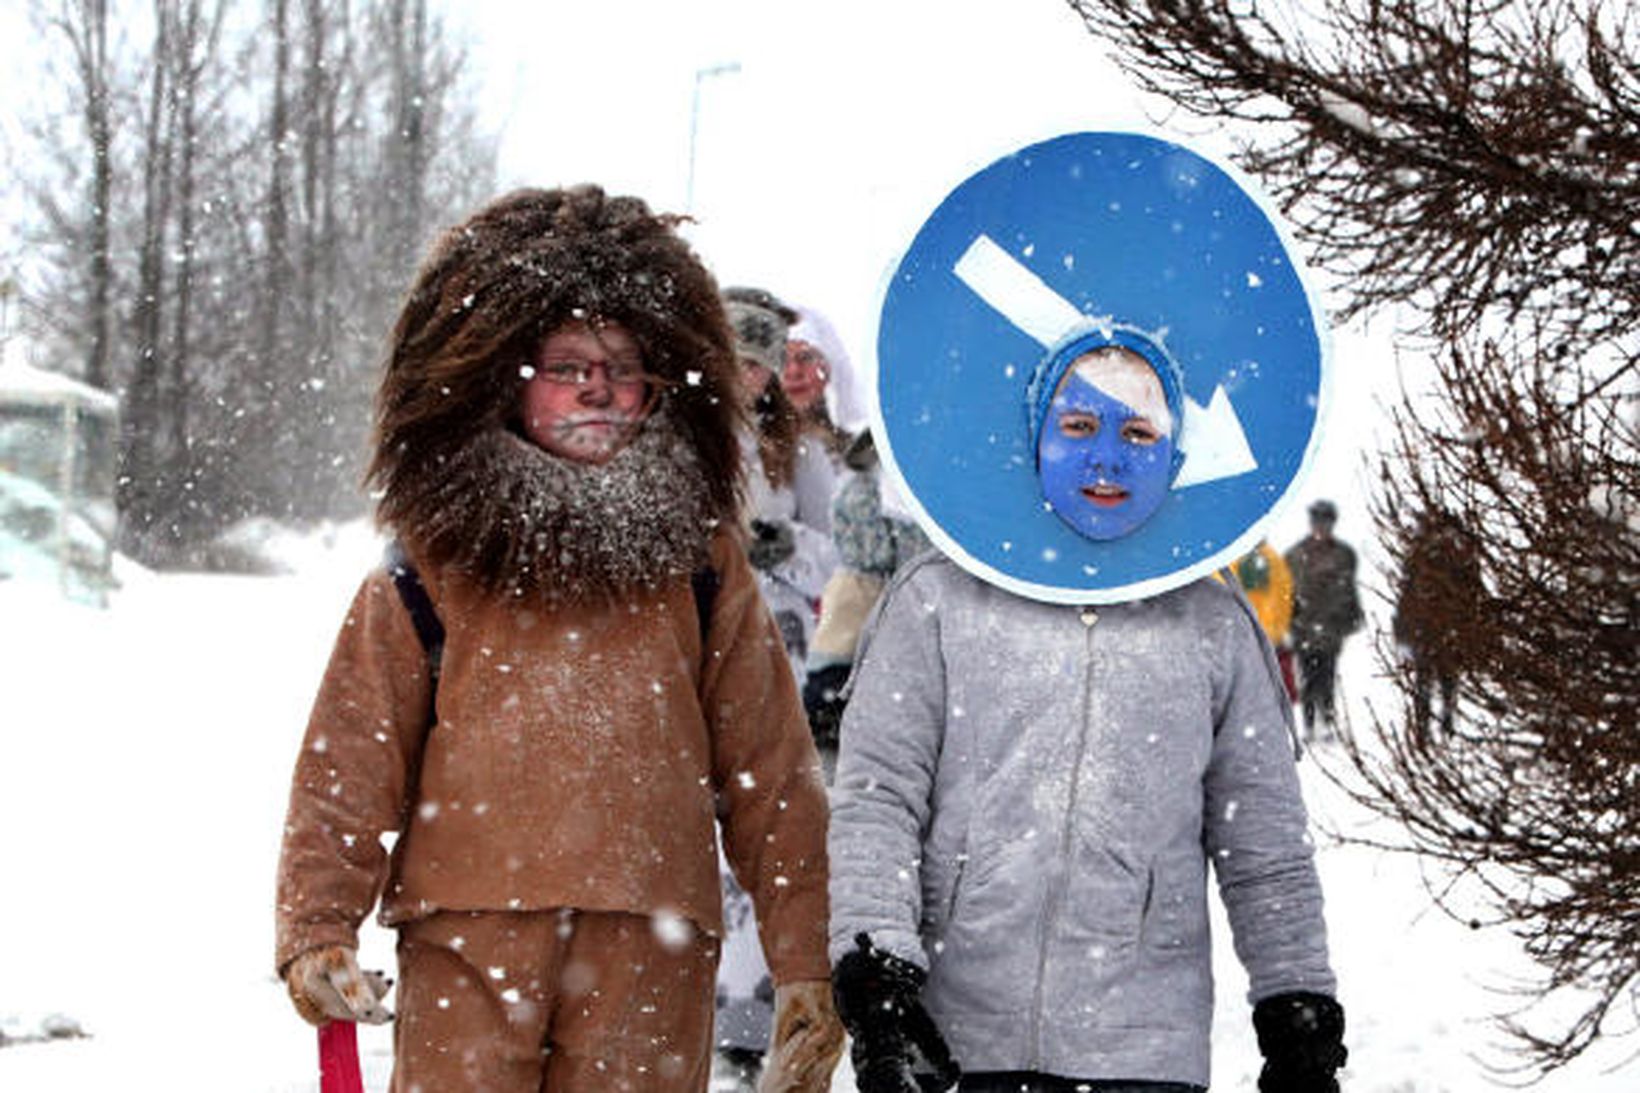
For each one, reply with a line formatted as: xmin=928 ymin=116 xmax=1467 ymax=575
xmin=758 ymin=979 xmax=845 ymax=1093
xmin=284 ymin=944 xmax=393 ymax=1026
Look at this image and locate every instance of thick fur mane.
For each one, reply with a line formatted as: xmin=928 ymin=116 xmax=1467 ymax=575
xmin=366 ymin=186 xmax=746 ymax=593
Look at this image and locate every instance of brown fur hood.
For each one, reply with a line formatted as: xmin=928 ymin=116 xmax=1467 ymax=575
xmin=366 ymin=186 xmax=746 ymax=597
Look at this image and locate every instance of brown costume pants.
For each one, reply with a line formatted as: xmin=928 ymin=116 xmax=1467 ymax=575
xmin=391 ymin=909 xmax=719 ymax=1093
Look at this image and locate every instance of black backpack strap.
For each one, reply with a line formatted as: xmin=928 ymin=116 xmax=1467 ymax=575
xmin=691 ymin=566 xmax=719 ymax=648
xmin=384 ymin=546 xmax=710 ymax=679
xmin=385 ymin=540 xmax=444 ymax=686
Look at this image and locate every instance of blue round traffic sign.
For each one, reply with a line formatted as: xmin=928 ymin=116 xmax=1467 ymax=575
xmin=871 ymin=130 xmax=1331 ymax=603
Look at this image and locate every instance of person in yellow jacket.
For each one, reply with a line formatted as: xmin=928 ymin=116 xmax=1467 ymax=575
xmin=1225 ymin=540 xmax=1299 ymax=702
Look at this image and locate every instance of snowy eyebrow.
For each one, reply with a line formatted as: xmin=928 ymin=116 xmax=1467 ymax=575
xmin=953 ymin=234 xmax=1085 ymax=348
xmin=1072 ymin=356 xmax=1173 ymax=433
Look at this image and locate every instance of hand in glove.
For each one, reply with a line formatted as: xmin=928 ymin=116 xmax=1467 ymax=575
xmin=748 ymin=519 xmax=797 ymax=571
xmin=832 ymin=934 xmax=960 ymax=1093
xmin=1253 ymin=991 xmax=1347 ymax=1093
xmin=802 ymin=663 xmax=852 ymax=751
xmin=758 ymin=979 xmax=846 ymax=1093
xmin=284 ymin=944 xmax=393 ymax=1026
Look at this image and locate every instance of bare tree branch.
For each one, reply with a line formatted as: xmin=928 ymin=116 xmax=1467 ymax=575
xmin=1069 ymin=0 xmax=1640 ymax=1073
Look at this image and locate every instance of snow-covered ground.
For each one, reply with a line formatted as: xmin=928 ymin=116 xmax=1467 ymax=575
xmin=1 ymin=532 xmax=1635 ymax=1091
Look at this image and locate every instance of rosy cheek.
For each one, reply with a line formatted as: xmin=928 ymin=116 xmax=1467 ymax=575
xmin=521 ymin=377 xmax=546 ymax=410
xmin=521 ymin=383 xmax=563 ymax=434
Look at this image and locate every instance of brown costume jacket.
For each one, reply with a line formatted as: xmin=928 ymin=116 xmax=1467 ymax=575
xmin=275 ymin=531 xmax=831 ymax=986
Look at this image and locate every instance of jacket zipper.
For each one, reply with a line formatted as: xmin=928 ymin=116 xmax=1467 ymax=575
xmin=1029 ymin=607 xmax=1100 ymax=1066
xmin=942 ymin=853 xmax=968 ymax=933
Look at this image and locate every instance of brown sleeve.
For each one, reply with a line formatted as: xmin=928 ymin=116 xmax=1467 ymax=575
xmin=702 ymin=535 xmax=833 ymax=985
xmin=273 ymin=570 xmax=436 ymax=974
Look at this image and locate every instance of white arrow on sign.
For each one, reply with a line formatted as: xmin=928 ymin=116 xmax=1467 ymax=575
xmin=1174 ymin=385 xmax=1258 ymax=488
xmin=952 ymin=233 xmax=1257 ymax=490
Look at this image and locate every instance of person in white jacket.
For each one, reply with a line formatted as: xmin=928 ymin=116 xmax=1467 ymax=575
xmin=724 ymin=285 xmax=840 ymax=681
xmin=714 ymin=284 xmax=841 ymax=1089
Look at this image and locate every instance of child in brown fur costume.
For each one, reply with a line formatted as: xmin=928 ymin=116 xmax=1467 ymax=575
xmin=274 ymin=186 xmax=842 ymax=1092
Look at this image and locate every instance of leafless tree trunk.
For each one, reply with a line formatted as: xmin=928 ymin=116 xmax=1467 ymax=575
xmin=120 ymin=0 xmax=174 ymax=548
xmin=43 ymin=0 xmax=116 ymax=389
xmin=382 ymin=0 xmax=428 ymax=276
xmin=17 ymin=0 xmax=496 ymax=564
xmin=296 ymin=0 xmax=342 ymax=352
xmin=167 ymin=0 xmax=222 ymax=468
xmin=263 ymin=0 xmax=292 ymax=371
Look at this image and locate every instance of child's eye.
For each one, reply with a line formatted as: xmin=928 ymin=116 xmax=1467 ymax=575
xmin=541 ymin=362 xmax=589 ymax=384
xmin=1122 ymin=420 xmax=1162 ymax=445
xmin=1058 ymin=413 xmax=1100 ymax=437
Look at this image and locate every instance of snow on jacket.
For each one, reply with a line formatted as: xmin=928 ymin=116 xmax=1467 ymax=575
xmin=828 ymin=555 xmax=1336 ymax=1087
xmin=275 ymin=530 xmax=831 ymax=986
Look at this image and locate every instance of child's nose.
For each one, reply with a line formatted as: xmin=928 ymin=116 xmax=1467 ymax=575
xmin=577 ymin=369 xmax=614 ymax=405
xmin=1085 ymin=436 xmax=1127 ymax=474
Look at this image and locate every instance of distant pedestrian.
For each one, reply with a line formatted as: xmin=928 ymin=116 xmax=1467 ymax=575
xmin=781 ymin=323 xmax=852 ymax=463
xmin=724 ymin=286 xmax=840 ymax=683
xmin=1393 ymin=511 xmax=1485 ymax=743
xmin=717 ymin=284 xmax=842 ymax=1089
xmin=1230 ymin=539 xmax=1299 ymax=702
xmin=1285 ymin=500 xmax=1364 ymax=738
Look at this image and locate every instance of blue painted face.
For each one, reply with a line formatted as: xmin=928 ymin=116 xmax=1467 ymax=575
xmin=1036 ymin=361 xmax=1175 ymax=541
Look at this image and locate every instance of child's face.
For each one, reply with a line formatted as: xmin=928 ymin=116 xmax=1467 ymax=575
xmin=1036 ymin=349 xmax=1175 ymax=541
xmin=521 ymin=321 xmax=651 ymax=463
xmin=739 ymin=355 xmax=776 ymax=406
xmin=781 ymin=339 xmax=830 ymax=412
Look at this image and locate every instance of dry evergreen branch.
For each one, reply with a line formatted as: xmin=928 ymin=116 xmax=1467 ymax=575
xmin=1068 ymin=0 xmax=1640 ymax=1073
xmin=1067 ymin=0 xmax=1640 ymax=348
xmin=1347 ymin=334 xmax=1640 ymax=1071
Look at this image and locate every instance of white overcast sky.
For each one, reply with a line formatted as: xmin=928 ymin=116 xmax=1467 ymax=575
xmin=447 ymin=0 xmax=1180 ymax=369
xmin=0 ymin=0 xmax=1397 ymax=547
xmin=447 ymin=0 xmax=1396 ymax=548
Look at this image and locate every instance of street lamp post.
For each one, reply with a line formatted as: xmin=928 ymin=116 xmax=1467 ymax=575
xmin=687 ymin=62 xmax=741 ymax=214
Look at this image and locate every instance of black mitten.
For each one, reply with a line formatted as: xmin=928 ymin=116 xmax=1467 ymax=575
xmin=803 ymin=663 xmax=852 ymax=750
xmin=1253 ymin=991 xmax=1347 ymax=1093
xmin=832 ymin=934 xmax=960 ymax=1093
xmin=747 ymin=518 xmax=797 ymax=571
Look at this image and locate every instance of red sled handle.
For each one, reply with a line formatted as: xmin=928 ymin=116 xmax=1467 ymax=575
xmin=318 ymin=1021 xmax=365 ymax=1093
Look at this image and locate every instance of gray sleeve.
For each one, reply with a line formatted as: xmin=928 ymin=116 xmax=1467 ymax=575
xmin=1204 ymin=606 xmax=1338 ymax=1003
xmin=826 ymin=567 xmax=946 ymax=970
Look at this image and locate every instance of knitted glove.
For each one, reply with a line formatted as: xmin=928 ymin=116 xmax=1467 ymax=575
xmin=832 ymin=935 xmax=960 ymax=1093
xmin=748 ymin=519 xmax=798 ymax=571
xmin=802 ymin=663 xmax=852 ymax=751
xmin=284 ymin=944 xmax=393 ymax=1026
xmin=759 ymin=979 xmax=846 ymax=1093
xmin=1254 ymin=991 xmax=1347 ymax=1093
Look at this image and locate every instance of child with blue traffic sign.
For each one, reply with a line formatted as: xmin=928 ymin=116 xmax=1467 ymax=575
xmin=1030 ymin=325 xmax=1186 ymax=543
xmin=827 ymin=132 xmax=1347 ymax=1093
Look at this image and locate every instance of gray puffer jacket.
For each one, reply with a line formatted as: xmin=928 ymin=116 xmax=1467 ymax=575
xmin=828 ymin=554 xmax=1336 ymax=1087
